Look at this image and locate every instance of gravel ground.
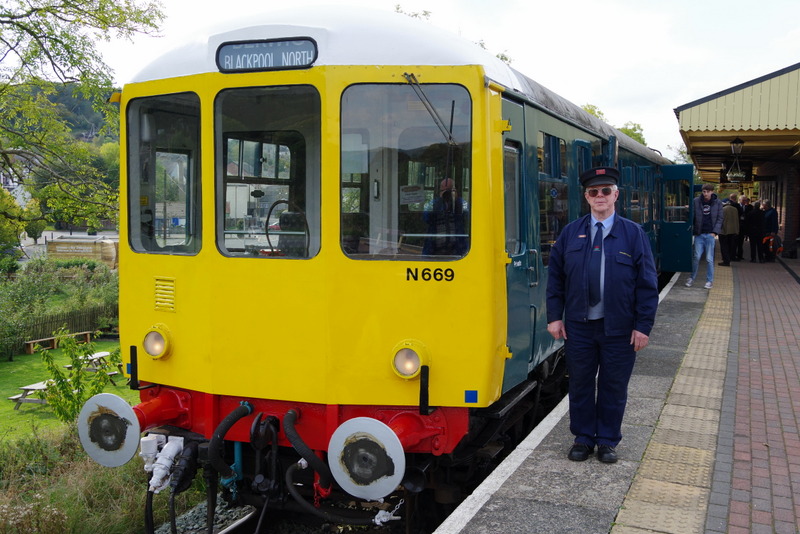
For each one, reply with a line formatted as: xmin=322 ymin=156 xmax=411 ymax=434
xmin=154 ymin=496 xmax=255 ymax=534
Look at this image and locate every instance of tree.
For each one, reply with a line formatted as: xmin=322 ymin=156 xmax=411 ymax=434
xmin=394 ymin=4 xmax=431 ymax=19
xmin=619 ymin=121 xmax=646 ymax=146
xmin=581 ymin=104 xmax=608 ymax=123
xmin=667 ymin=143 xmax=703 ymax=182
xmin=23 ymin=198 xmax=47 ymax=244
xmin=582 ymin=105 xmax=646 ymax=146
xmin=0 ymin=1 xmax=163 ymax=235
xmin=0 ymin=187 xmax=23 ymax=253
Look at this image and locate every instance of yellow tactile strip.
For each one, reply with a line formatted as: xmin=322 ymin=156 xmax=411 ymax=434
xmin=611 ymin=265 xmax=733 ymax=534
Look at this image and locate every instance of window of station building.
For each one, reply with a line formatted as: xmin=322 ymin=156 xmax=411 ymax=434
xmin=215 ymin=85 xmax=321 ymax=259
xmin=539 ymin=180 xmax=568 ymax=266
xmin=340 ymin=83 xmax=471 ymax=260
xmin=127 ymin=93 xmax=201 ymax=254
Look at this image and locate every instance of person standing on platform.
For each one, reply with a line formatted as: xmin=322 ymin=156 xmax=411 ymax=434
xmin=686 ymin=184 xmax=723 ymax=289
xmin=546 ymin=166 xmax=659 ymax=464
xmin=746 ymin=200 xmax=765 ymax=262
xmin=736 ymin=195 xmax=751 ymax=261
xmin=762 ymin=199 xmax=779 ymax=262
xmin=718 ymin=197 xmax=739 ymax=266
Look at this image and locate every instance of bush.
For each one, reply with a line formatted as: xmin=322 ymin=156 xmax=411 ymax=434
xmin=39 ymin=331 xmax=114 ymax=423
xmin=52 ymin=258 xmax=101 ymax=271
xmin=0 ymin=255 xmax=19 ymax=276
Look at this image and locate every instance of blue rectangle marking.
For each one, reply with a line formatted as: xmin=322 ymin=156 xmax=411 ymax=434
xmin=464 ymin=390 xmax=478 ymax=403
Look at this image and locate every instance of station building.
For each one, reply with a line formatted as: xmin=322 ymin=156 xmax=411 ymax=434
xmin=675 ymin=61 xmax=800 ymax=257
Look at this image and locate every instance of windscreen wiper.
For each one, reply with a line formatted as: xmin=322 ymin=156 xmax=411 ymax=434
xmin=403 ymin=72 xmax=458 ymax=147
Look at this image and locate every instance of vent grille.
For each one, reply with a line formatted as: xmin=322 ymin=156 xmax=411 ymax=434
xmin=154 ymin=277 xmax=176 ymax=312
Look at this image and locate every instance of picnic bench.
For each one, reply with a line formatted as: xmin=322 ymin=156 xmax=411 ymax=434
xmin=63 ymin=351 xmax=123 ymax=385
xmin=24 ymin=331 xmax=93 ymax=354
xmin=7 ymin=381 xmax=50 ymax=410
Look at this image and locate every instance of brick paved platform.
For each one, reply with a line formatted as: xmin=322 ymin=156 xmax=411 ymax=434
xmin=435 ymin=251 xmax=800 ymax=534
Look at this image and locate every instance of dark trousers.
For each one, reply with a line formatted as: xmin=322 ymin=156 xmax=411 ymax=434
xmin=749 ymin=232 xmax=765 ymax=261
xmin=719 ymin=233 xmax=737 ymax=264
xmin=565 ymin=319 xmax=636 ymax=448
xmin=736 ymin=232 xmax=746 ymax=260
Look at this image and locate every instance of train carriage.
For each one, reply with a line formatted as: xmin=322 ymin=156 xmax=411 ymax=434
xmin=79 ymin=7 xmax=693 ymax=530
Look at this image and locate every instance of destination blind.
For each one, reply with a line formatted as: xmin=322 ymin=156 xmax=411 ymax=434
xmin=217 ymin=38 xmax=317 ymax=72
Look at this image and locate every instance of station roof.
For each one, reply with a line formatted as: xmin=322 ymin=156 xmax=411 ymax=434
xmin=674 ymin=62 xmax=800 ymax=182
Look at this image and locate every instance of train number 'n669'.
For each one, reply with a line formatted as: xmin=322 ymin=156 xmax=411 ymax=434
xmin=407 ymin=267 xmax=455 ymax=282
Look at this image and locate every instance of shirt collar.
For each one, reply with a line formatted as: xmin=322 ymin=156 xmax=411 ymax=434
xmin=591 ymin=213 xmax=615 ymax=230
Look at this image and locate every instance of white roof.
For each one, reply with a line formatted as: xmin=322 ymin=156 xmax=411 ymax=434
xmin=129 ymin=6 xmax=668 ymax=164
xmin=131 ymin=6 xmax=524 ymax=90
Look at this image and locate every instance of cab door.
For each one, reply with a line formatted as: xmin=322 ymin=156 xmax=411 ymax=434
xmin=659 ymin=164 xmax=694 ymax=272
xmin=501 ymin=99 xmax=537 ymax=391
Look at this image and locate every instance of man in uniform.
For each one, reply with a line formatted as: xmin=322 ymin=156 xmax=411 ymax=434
xmin=546 ymin=166 xmax=659 ymax=463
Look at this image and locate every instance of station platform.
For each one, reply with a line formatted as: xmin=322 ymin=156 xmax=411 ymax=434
xmin=434 ymin=252 xmax=800 ymax=534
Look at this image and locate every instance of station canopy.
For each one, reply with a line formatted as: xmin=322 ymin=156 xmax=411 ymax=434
xmin=675 ymin=62 xmax=800 ymax=183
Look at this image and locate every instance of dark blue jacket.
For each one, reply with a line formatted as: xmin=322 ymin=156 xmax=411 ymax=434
xmin=763 ymin=207 xmax=779 ymax=234
xmin=546 ymin=214 xmax=659 ymax=336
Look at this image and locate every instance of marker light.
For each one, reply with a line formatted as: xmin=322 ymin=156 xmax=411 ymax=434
xmin=394 ymin=348 xmax=420 ymax=377
xmin=391 ymin=340 xmax=429 ymax=379
xmin=143 ymin=325 xmax=171 ymax=359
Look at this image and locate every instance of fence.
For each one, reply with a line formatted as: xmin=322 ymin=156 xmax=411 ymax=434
xmin=1 ymin=304 xmax=118 ymax=359
xmin=26 ymin=304 xmax=118 ymax=341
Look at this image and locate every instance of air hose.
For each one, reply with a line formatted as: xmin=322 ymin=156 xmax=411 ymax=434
xmin=144 ymin=489 xmax=155 ymax=534
xmin=285 ymin=462 xmax=378 ymax=526
xmin=208 ymin=402 xmax=253 ymax=479
xmin=283 ymin=409 xmax=333 ymax=489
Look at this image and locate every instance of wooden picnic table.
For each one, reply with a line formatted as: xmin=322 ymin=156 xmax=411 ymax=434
xmin=63 ymin=351 xmax=124 ymax=385
xmin=7 ymin=381 xmax=50 ymax=410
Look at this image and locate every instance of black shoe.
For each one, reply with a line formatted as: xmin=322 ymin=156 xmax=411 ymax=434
xmin=718 ymin=262 xmax=730 ymax=266
xmin=597 ymin=445 xmax=618 ymax=463
xmin=568 ymin=443 xmax=593 ymax=462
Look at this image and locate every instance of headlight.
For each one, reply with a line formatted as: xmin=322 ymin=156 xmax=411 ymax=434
xmin=391 ymin=340 xmax=428 ymax=379
xmin=394 ymin=349 xmax=420 ymax=377
xmin=143 ymin=325 xmax=171 ymax=359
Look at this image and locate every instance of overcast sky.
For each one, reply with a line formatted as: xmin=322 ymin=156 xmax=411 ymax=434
xmin=101 ymin=0 xmax=800 ymax=161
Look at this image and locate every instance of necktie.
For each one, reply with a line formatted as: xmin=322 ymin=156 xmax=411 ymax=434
xmin=589 ymin=222 xmax=603 ymax=306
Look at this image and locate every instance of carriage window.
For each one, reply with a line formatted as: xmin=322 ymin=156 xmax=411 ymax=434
xmin=216 ymin=86 xmax=320 ymax=258
xmin=537 ymin=132 xmax=563 ymax=178
xmin=503 ymin=144 xmax=522 ymax=255
xmin=540 ymin=180 xmax=568 ymax=266
xmin=340 ymin=83 xmax=471 ymax=259
xmin=664 ymin=179 xmax=690 ymax=222
xmin=128 ymin=93 xmax=201 ymax=254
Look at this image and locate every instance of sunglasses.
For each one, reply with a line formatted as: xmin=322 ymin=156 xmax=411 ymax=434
xmin=586 ymin=186 xmax=615 ymax=197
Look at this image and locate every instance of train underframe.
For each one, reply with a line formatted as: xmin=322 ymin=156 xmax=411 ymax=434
xmin=82 ymin=350 xmax=566 ymax=532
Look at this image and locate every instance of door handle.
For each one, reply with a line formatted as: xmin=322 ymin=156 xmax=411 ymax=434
xmin=528 ymin=248 xmax=539 ymax=287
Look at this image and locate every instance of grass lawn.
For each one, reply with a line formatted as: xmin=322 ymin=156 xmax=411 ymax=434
xmin=0 ymin=339 xmax=208 ymax=534
xmin=0 ymin=339 xmax=140 ymax=442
